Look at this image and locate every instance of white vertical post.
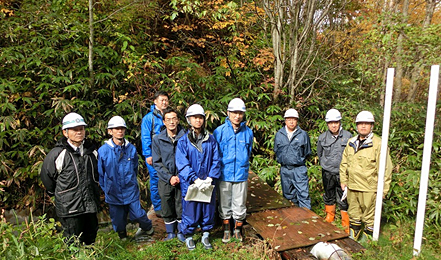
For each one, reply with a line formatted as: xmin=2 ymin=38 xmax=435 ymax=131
xmin=413 ymin=65 xmax=440 ymax=256
xmin=372 ymin=68 xmax=394 ymax=241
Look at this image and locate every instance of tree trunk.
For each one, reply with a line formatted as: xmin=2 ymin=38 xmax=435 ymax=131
xmin=89 ymin=0 xmax=94 ymax=88
xmin=394 ymin=0 xmax=409 ymax=103
xmin=406 ymin=0 xmax=437 ymax=102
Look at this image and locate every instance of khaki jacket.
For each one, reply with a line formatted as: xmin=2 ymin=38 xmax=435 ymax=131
xmin=339 ymin=133 xmax=392 ymax=196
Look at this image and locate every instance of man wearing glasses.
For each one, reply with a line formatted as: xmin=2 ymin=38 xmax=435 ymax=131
xmin=274 ymin=109 xmax=312 ymax=209
xmin=141 ymin=91 xmax=170 ymax=217
xmin=152 ymin=108 xmax=186 ymax=242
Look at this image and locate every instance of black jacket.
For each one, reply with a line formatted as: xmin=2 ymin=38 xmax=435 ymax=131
xmin=40 ymin=137 xmax=100 ymax=217
xmin=152 ymin=125 xmax=185 ymax=183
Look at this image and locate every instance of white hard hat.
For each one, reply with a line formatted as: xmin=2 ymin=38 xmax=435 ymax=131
xmin=356 ymin=111 xmax=375 ymax=123
xmin=62 ymin=112 xmax=87 ymax=130
xmin=186 ymin=104 xmax=205 ymax=118
xmin=227 ymin=98 xmax=246 ymax=112
xmin=284 ymin=109 xmax=299 ymax=118
xmin=107 ymin=116 xmax=127 ymax=129
xmin=325 ymin=109 xmax=342 ymax=122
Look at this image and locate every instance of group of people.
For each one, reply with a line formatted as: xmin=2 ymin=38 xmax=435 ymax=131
xmin=40 ymin=90 xmax=392 ymax=250
xmin=276 ymin=108 xmax=392 ymax=242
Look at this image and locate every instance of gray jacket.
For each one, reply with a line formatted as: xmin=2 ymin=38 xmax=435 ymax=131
xmin=317 ymin=128 xmax=352 ymax=173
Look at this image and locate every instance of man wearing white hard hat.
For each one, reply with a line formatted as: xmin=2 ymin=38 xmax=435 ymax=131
xmin=339 ymin=111 xmax=392 ymax=241
xmin=317 ymin=109 xmax=352 ymax=233
xmin=274 ymin=109 xmax=312 ymax=209
xmin=40 ymin=112 xmax=100 ymax=245
xmin=214 ymin=98 xmax=253 ymax=243
xmin=98 ymin=116 xmax=154 ymax=242
xmin=175 ymin=104 xmax=220 ymax=250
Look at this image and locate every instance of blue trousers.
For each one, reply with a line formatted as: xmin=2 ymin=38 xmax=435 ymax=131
xmin=109 ymin=201 xmax=152 ymax=232
xmin=280 ymin=165 xmax=311 ymax=209
xmin=179 ymin=192 xmax=216 ymax=236
xmin=147 ymin=164 xmax=162 ymax=211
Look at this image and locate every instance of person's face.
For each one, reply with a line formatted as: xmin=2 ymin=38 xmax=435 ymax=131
xmin=228 ymin=111 xmax=244 ymax=127
xmin=163 ymin=112 xmax=179 ymax=132
xmin=108 ymin=127 xmax=126 ymax=139
xmin=356 ymin=122 xmax=373 ymax=137
xmin=154 ymin=95 xmax=169 ymax=111
xmin=189 ymin=115 xmax=204 ymax=130
xmin=63 ymin=126 xmax=85 ymax=144
xmin=327 ymin=121 xmax=341 ymax=135
xmin=285 ymin=117 xmax=298 ymax=131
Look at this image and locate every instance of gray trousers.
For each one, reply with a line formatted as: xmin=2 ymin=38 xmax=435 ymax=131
xmin=218 ymin=180 xmax=248 ymax=221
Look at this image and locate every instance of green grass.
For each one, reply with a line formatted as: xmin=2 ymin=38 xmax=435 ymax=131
xmin=1 ymin=213 xmax=441 ymax=259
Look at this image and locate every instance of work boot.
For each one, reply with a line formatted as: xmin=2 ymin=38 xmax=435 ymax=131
xmin=117 ymin=230 xmax=128 ymax=241
xmin=176 ymin=221 xmax=185 ymax=243
xmin=349 ymin=221 xmax=362 ymax=241
xmin=360 ymin=226 xmax=373 ymax=243
xmin=222 ymin=219 xmax=231 ymax=243
xmin=233 ymin=220 xmax=243 ymax=242
xmin=341 ymin=211 xmax=350 ymax=234
xmin=134 ymin=227 xmax=154 ymax=242
xmin=164 ymin=222 xmax=177 ymax=241
xmin=201 ymin=232 xmax=212 ymax=250
xmin=325 ymin=205 xmax=336 ymax=223
xmin=185 ymin=236 xmax=196 ymax=251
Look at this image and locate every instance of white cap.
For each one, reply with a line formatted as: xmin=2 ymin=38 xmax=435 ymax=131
xmin=227 ymin=98 xmax=246 ymax=112
xmin=284 ymin=109 xmax=299 ymax=118
xmin=186 ymin=104 xmax=205 ymax=117
xmin=62 ymin=112 xmax=87 ymax=130
xmin=325 ymin=109 xmax=342 ymax=122
xmin=356 ymin=111 xmax=375 ymax=123
xmin=107 ymin=116 xmax=127 ymax=129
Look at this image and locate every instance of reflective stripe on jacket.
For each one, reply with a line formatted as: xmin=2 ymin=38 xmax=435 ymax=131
xmin=40 ymin=137 xmax=100 ymax=217
xmin=317 ymin=128 xmax=352 ymax=173
xmin=97 ymin=139 xmax=139 ymax=205
xmin=213 ymin=118 xmax=253 ymax=182
xmin=339 ymin=134 xmax=393 ymax=196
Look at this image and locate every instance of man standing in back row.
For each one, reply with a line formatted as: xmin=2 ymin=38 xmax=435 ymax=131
xmin=141 ymin=91 xmax=169 ymax=217
xmin=317 ymin=109 xmax=352 ymax=233
xmin=274 ymin=109 xmax=312 ymax=209
xmin=214 ymin=98 xmax=253 ymax=243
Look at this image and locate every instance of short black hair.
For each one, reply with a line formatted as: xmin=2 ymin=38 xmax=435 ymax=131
xmin=163 ymin=107 xmax=177 ymax=118
xmin=154 ymin=90 xmax=169 ymax=100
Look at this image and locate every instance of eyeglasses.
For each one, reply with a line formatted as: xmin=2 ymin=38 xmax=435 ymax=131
xmin=164 ymin=117 xmax=178 ymax=123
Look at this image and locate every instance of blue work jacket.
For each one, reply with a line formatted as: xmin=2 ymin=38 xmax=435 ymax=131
xmin=274 ymin=126 xmax=311 ymax=167
xmin=213 ymin=118 xmax=253 ymax=182
xmin=98 ymin=139 xmax=139 ymax=205
xmin=176 ymin=130 xmax=221 ymax=197
xmin=152 ymin=126 xmax=186 ymax=183
xmin=141 ymin=105 xmax=164 ymax=158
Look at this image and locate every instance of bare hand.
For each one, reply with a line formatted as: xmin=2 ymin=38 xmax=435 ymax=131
xmin=146 ymin=157 xmax=153 ymax=166
xmin=170 ymin=176 xmax=180 ymax=186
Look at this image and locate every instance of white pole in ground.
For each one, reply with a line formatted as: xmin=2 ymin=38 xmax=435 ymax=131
xmin=372 ymin=68 xmax=394 ymax=241
xmin=413 ymin=65 xmax=439 ymax=256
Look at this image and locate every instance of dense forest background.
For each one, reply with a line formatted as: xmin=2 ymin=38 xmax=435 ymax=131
xmin=1 ymin=0 xmax=440 ymax=241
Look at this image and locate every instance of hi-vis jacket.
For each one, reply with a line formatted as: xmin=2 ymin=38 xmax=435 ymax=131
xmin=97 ymin=139 xmax=140 ymax=205
xmin=213 ymin=118 xmax=253 ymax=182
xmin=317 ymin=128 xmax=352 ymax=173
xmin=339 ymin=133 xmax=393 ymax=196
xmin=40 ymin=137 xmax=100 ymax=217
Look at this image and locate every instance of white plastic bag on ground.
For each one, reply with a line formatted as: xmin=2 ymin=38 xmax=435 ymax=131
xmin=310 ymin=242 xmax=351 ymax=260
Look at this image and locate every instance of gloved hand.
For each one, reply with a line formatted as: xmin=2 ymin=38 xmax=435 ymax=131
xmin=199 ymin=177 xmax=213 ymax=192
xmin=194 ymin=178 xmax=204 ymax=188
xmin=341 ymin=186 xmax=348 ymax=201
